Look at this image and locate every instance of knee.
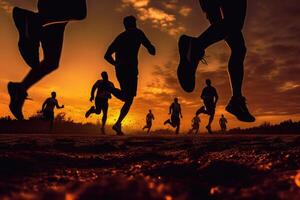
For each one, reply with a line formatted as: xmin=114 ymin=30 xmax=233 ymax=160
xmin=42 ymin=60 xmax=60 ymax=74
xmin=231 ymin=43 xmax=247 ymax=57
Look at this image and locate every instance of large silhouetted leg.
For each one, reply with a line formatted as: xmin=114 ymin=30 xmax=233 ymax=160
xmin=112 ymin=98 xmax=133 ymax=135
xmin=225 ymin=32 xmax=246 ymax=98
xmin=177 ymin=0 xmax=247 ymax=92
xmin=22 ymin=23 xmax=66 ymax=90
xmin=8 ymin=23 xmax=66 ymax=120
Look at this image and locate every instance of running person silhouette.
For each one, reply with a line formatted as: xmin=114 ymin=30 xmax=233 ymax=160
xmin=177 ymin=0 xmax=255 ymax=122
xmin=219 ymin=114 xmax=228 ymax=133
xmin=104 ymin=16 xmax=156 ymax=135
xmin=143 ymin=110 xmax=155 ymax=134
xmin=8 ymin=0 xmax=87 ymax=120
xmin=196 ymin=79 xmax=218 ymax=134
xmin=41 ymin=91 xmax=64 ymax=131
xmin=85 ymin=71 xmax=114 ymax=134
xmin=189 ymin=114 xmax=201 ymax=135
xmin=164 ymin=98 xmax=183 ymax=135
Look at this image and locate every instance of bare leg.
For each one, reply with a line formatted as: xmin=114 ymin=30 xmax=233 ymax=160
xmin=225 ymin=32 xmax=246 ymax=97
xmin=175 ymin=123 xmax=180 ymax=135
xmin=21 ymin=23 xmax=66 ymax=90
xmin=102 ymin=108 xmax=107 ymax=134
xmin=208 ymin=113 xmax=215 ymax=127
xmin=115 ymin=98 xmax=133 ymax=125
xmin=197 ymin=0 xmax=247 ymax=50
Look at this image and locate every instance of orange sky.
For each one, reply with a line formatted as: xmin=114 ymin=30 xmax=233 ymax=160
xmin=1 ymin=0 xmax=300 ymax=132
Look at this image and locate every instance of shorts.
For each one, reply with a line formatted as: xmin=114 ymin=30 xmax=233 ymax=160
xmin=204 ymin=100 xmax=216 ymax=115
xmin=116 ymin=68 xmax=138 ymax=98
xmin=171 ymin=114 xmax=180 ymax=127
xmin=146 ymin=121 xmax=152 ymax=127
xmin=95 ymin=97 xmax=108 ymax=114
xmin=43 ymin=110 xmax=54 ymax=121
xmin=38 ymin=0 xmax=87 ymax=21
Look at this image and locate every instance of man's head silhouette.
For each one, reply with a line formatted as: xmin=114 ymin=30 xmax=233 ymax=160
xmin=174 ymin=97 xmax=179 ymax=103
xmin=101 ymin=71 xmax=108 ymax=81
xmin=149 ymin=109 xmax=152 ymax=113
xmin=123 ymin=15 xmax=137 ymax=30
xmin=206 ymin=79 xmax=212 ymax=86
xmin=51 ymin=91 xmax=56 ymax=98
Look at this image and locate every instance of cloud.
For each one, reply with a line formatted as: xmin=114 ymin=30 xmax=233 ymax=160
xmin=179 ymin=6 xmax=192 ymax=17
xmin=120 ymin=0 xmax=190 ymax=36
xmin=0 ymin=0 xmax=13 ymax=13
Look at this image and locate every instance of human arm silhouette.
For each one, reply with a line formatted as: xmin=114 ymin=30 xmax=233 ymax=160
xmin=41 ymin=99 xmax=48 ymax=112
xmin=214 ymin=88 xmax=219 ymax=106
xmin=55 ymin=100 xmax=64 ymax=109
xmin=169 ymin=104 xmax=173 ymax=115
xmin=104 ymin=40 xmax=117 ymax=67
xmin=141 ymin=31 xmax=156 ymax=55
xmin=179 ymin=105 xmax=183 ymax=118
xmin=90 ymin=81 xmax=99 ymax=102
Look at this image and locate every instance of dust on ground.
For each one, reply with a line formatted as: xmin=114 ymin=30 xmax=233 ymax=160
xmin=0 ymin=133 xmax=300 ymax=200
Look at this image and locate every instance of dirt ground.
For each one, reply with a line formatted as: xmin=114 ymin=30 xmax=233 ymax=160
xmin=0 ymin=133 xmax=299 ymax=200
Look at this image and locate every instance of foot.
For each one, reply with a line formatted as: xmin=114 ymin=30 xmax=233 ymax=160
xmin=112 ymin=123 xmax=124 ymax=136
xmin=177 ymin=35 xmax=205 ymax=93
xmin=226 ymin=96 xmax=256 ymax=122
xmin=206 ymin=125 xmax=212 ymax=134
xmin=13 ymin=7 xmax=41 ymax=69
xmin=7 ymin=82 xmax=28 ymax=120
xmin=85 ymin=106 xmax=95 ymax=118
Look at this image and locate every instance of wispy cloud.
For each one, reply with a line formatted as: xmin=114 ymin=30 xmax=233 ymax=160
xmin=120 ymin=0 xmax=190 ymax=36
xmin=0 ymin=0 xmax=13 ymax=13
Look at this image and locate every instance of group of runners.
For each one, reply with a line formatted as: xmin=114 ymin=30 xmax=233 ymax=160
xmin=7 ymin=0 xmax=255 ymax=135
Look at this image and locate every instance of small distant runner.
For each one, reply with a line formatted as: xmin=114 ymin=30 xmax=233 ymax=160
xmin=85 ymin=71 xmax=114 ymax=134
xmin=196 ymin=79 xmax=218 ymax=134
xmin=189 ymin=114 xmax=201 ymax=135
xmin=41 ymin=91 xmax=64 ymax=131
xmin=142 ymin=109 xmax=155 ymax=134
xmin=219 ymin=114 xmax=228 ymax=133
xmin=164 ymin=98 xmax=183 ymax=135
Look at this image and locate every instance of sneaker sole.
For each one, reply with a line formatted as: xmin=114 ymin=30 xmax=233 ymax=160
xmin=226 ymin=106 xmax=255 ymax=123
xmin=7 ymin=83 xmax=24 ymax=120
xmin=177 ymin=35 xmax=195 ymax=93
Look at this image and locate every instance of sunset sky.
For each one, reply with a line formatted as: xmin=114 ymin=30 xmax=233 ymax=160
xmin=0 ymin=0 xmax=300 ymax=131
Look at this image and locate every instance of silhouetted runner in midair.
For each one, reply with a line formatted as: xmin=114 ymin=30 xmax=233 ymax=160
xmin=8 ymin=0 xmax=87 ymax=120
xmin=85 ymin=71 xmax=114 ymax=134
xmin=41 ymin=91 xmax=64 ymax=131
xmin=189 ymin=114 xmax=201 ymax=135
xmin=219 ymin=114 xmax=228 ymax=133
xmin=143 ymin=110 xmax=155 ymax=134
xmin=196 ymin=79 xmax=218 ymax=134
xmin=164 ymin=98 xmax=183 ymax=135
xmin=177 ymin=0 xmax=255 ymax=123
xmin=104 ymin=16 xmax=156 ymax=135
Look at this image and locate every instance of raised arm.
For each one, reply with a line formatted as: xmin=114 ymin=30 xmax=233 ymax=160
xmin=55 ymin=100 xmax=64 ymax=109
xmin=141 ymin=31 xmax=156 ymax=55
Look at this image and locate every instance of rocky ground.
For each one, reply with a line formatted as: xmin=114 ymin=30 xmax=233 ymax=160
xmin=0 ymin=133 xmax=299 ymax=200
